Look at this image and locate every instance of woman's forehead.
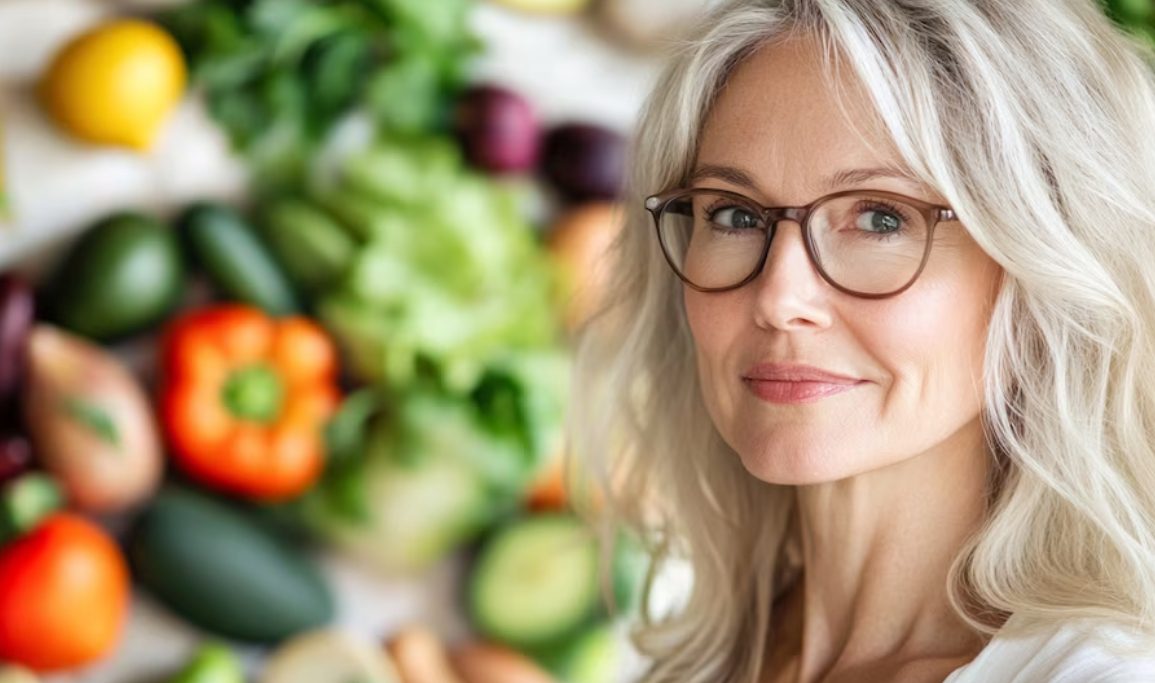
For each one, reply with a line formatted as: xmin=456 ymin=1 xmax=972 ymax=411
xmin=695 ymin=35 xmax=928 ymax=202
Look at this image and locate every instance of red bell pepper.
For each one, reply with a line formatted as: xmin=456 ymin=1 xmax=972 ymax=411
xmin=160 ymin=305 xmax=339 ymax=500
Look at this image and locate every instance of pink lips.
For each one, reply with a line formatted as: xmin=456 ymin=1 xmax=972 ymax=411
xmin=742 ymin=363 xmax=865 ymax=404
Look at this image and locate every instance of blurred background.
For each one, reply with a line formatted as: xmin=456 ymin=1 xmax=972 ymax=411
xmin=0 ymin=1 xmax=1150 ymax=682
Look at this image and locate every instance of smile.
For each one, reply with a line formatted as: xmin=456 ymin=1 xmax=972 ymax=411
xmin=743 ymin=379 xmax=865 ymax=404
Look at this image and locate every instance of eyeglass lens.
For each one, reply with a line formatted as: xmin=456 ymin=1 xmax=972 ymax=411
xmin=657 ymin=190 xmax=930 ymax=294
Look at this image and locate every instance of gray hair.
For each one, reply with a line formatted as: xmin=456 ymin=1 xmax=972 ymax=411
xmin=568 ymin=0 xmax=1155 ymax=680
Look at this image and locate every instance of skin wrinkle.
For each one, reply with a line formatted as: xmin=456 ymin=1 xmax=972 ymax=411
xmin=683 ymin=34 xmax=1004 ymax=683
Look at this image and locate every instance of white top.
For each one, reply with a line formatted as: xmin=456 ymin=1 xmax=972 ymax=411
xmin=944 ymin=616 xmax=1155 ymax=682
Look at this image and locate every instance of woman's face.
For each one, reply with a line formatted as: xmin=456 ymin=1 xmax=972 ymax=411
xmin=685 ymin=35 xmax=1003 ymax=485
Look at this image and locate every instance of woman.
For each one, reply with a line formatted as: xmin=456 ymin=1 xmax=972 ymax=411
xmin=569 ymin=0 xmax=1155 ymax=681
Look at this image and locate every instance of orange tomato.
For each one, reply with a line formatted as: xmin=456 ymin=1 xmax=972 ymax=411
xmin=0 ymin=513 xmax=130 ymax=672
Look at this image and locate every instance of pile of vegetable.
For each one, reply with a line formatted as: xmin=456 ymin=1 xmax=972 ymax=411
xmin=0 ymin=178 xmax=633 ymax=681
xmin=0 ymin=0 xmax=644 ymax=680
xmin=10 ymin=0 xmax=1148 ymax=680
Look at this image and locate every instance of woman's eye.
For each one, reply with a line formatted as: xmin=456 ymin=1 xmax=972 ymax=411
xmin=855 ymin=209 xmax=903 ymax=233
xmin=709 ymin=206 xmax=761 ymax=230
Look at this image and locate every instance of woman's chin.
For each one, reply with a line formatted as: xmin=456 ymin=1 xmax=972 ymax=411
xmin=739 ymin=455 xmax=843 ymax=486
xmin=734 ymin=443 xmax=871 ymax=486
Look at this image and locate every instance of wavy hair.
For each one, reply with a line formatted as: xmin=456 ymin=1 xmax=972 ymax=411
xmin=566 ymin=0 xmax=1155 ymax=680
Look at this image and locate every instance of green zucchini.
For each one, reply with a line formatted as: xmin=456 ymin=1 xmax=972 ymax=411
xmin=178 ymin=203 xmax=299 ymax=315
xmin=129 ymin=487 xmax=333 ymax=644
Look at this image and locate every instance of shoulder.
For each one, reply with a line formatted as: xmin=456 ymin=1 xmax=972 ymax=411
xmin=945 ymin=616 xmax=1155 ymax=683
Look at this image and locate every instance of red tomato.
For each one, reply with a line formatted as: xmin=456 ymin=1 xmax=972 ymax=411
xmin=0 ymin=513 xmax=130 ymax=671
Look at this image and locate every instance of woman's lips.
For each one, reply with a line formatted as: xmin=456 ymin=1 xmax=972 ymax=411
xmin=743 ymin=378 xmax=865 ymax=404
xmin=741 ymin=363 xmax=866 ymax=404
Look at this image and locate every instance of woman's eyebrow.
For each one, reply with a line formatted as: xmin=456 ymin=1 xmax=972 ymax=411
xmin=822 ymin=166 xmax=922 ymax=191
xmin=688 ymin=164 xmax=758 ymax=188
xmin=688 ymin=164 xmax=922 ymax=192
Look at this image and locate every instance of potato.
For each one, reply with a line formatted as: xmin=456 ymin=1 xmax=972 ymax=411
xmin=22 ymin=325 xmax=162 ymax=513
xmin=262 ymin=630 xmax=399 ymax=683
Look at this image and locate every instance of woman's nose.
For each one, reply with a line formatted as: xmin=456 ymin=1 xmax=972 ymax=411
xmin=750 ymin=219 xmax=834 ymax=332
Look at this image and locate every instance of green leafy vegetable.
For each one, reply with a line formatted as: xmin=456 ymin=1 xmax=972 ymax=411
xmin=160 ymin=0 xmax=479 ymax=188
xmin=313 ymin=134 xmax=563 ymax=394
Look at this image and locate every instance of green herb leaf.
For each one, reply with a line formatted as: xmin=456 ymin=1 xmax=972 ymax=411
xmin=62 ymin=397 xmax=121 ymax=448
xmin=324 ymin=387 xmax=389 ymax=468
xmin=160 ymin=0 xmax=478 ymax=190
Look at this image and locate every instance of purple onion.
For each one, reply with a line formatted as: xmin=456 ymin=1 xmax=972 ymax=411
xmin=0 ymin=274 xmax=34 ymax=412
xmin=0 ymin=433 xmax=32 ymax=487
xmin=454 ymin=85 xmax=541 ymax=174
xmin=541 ymin=123 xmax=626 ymax=202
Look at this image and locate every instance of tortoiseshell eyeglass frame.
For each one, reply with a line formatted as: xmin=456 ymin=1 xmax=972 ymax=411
xmin=644 ymin=187 xmax=958 ymax=299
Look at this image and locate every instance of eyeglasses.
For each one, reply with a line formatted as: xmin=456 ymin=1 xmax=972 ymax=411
xmin=644 ymin=187 xmax=957 ymax=299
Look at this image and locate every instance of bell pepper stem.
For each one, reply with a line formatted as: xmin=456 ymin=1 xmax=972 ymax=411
xmin=222 ymin=364 xmax=284 ymax=423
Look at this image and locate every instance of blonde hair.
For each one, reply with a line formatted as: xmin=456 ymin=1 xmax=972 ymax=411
xmin=567 ymin=0 xmax=1155 ymax=680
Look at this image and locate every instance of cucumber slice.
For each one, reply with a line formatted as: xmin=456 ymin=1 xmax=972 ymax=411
xmin=468 ymin=514 xmax=600 ymax=649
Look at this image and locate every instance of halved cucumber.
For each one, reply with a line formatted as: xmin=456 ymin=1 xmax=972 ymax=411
xmin=467 ymin=514 xmax=601 ymax=650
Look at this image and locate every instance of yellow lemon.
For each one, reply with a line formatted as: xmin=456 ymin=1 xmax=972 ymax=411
xmin=40 ymin=20 xmax=187 ymax=151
